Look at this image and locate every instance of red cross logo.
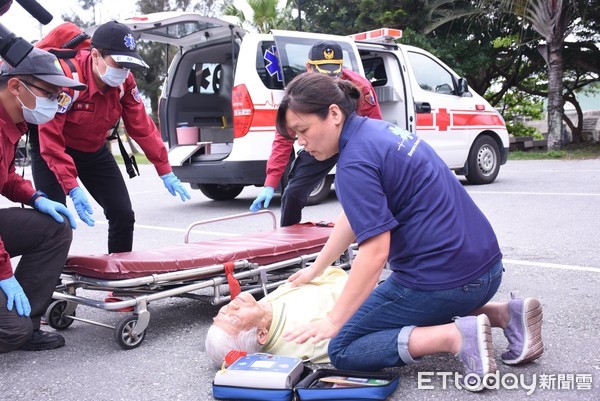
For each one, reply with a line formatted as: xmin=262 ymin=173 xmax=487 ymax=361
xmin=435 ymin=108 xmax=450 ymax=131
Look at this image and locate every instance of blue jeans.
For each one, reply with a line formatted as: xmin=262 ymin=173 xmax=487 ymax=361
xmin=328 ymin=259 xmax=503 ymax=371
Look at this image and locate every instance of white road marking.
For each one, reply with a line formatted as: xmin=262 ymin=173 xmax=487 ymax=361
xmin=469 ymin=191 xmax=600 ymax=197
xmin=504 ymin=259 xmax=600 ymax=274
xmin=92 ymin=222 xmax=600 ymax=273
xmin=93 ymin=220 xmax=240 ymax=237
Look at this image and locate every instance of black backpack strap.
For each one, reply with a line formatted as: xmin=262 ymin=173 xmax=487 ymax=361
xmin=109 ymin=120 xmax=139 ymax=179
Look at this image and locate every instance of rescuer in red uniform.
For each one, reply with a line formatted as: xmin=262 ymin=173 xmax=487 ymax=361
xmin=29 ymin=21 xmax=190 ymax=253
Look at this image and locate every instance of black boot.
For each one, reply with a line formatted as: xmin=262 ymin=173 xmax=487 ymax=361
xmin=20 ymin=329 xmax=65 ymax=351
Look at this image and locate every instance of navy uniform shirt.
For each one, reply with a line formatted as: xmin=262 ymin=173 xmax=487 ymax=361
xmin=335 ymin=113 xmax=502 ymax=290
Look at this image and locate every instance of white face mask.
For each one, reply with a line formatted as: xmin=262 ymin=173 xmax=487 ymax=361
xmin=17 ymin=82 xmax=59 ymax=125
xmin=97 ymin=55 xmax=129 ymax=87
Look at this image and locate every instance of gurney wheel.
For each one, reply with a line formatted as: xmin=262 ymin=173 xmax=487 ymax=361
xmin=115 ymin=315 xmax=146 ymax=350
xmin=45 ymin=300 xmax=75 ymax=330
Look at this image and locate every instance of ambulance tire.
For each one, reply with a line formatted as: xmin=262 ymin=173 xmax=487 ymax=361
xmin=198 ymin=184 xmax=244 ymax=201
xmin=307 ymin=176 xmax=333 ymax=206
xmin=465 ymin=135 xmax=500 ymax=185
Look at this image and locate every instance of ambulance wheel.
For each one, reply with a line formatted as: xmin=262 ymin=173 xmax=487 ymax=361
xmin=465 ymin=135 xmax=500 ymax=185
xmin=307 ymin=176 xmax=333 ymax=206
xmin=115 ymin=316 xmax=146 ymax=350
xmin=45 ymin=300 xmax=75 ymax=330
xmin=198 ymin=184 xmax=244 ymax=201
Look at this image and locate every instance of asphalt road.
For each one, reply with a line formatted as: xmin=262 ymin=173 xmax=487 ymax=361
xmin=1 ymin=159 xmax=599 ymax=400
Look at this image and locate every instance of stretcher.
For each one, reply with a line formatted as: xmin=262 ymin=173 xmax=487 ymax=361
xmin=45 ymin=211 xmax=356 ymax=350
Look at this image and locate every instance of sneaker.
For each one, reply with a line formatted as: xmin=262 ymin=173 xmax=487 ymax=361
xmin=20 ymin=329 xmax=65 ymax=351
xmin=502 ymin=295 xmax=544 ymax=365
xmin=454 ymin=314 xmax=497 ymax=392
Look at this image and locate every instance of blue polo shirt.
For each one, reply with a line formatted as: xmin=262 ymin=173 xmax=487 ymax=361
xmin=336 ymin=114 xmax=502 ymax=290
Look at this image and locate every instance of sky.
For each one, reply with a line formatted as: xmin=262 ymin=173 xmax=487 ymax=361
xmin=1 ymin=1 xmax=254 ymax=42
xmin=2 ymin=0 xmax=138 ymax=42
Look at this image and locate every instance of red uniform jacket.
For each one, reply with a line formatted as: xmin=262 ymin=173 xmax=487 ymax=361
xmin=0 ymin=105 xmax=36 ymax=279
xmin=38 ymin=50 xmax=171 ymax=193
xmin=264 ymin=68 xmax=382 ymax=188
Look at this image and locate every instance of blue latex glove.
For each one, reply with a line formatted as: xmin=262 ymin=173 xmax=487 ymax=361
xmin=34 ymin=196 xmax=78 ymax=229
xmin=68 ymin=187 xmax=95 ymax=227
xmin=160 ymin=172 xmax=191 ymax=202
xmin=0 ymin=276 xmax=31 ymax=316
xmin=249 ymin=186 xmax=275 ymax=212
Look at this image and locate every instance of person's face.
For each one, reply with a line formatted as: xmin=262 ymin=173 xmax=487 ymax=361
xmin=285 ymin=105 xmax=342 ymax=161
xmin=92 ymin=49 xmax=125 ymax=76
xmin=11 ymin=77 xmax=61 ymax=109
xmin=213 ymin=292 xmax=265 ymax=335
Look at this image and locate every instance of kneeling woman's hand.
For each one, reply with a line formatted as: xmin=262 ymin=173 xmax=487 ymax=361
xmin=283 ymin=317 xmax=340 ymax=344
xmin=287 ymin=266 xmax=321 ymax=288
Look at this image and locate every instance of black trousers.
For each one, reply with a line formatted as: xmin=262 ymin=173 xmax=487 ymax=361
xmin=0 ymin=207 xmax=72 ymax=353
xmin=29 ymin=128 xmax=135 ymax=253
xmin=280 ymin=150 xmax=338 ymax=227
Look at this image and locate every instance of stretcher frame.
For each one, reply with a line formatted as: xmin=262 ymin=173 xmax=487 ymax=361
xmin=46 ymin=211 xmax=356 ymax=349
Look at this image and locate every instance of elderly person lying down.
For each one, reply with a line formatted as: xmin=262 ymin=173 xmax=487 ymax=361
xmin=205 ymin=267 xmax=347 ymax=366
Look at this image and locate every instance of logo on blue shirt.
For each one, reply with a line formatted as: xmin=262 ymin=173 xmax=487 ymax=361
xmin=389 ymin=126 xmax=421 ymax=155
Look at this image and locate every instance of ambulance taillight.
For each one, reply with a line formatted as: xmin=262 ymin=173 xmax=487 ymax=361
xmin=232 ymin=84 xmax=254 ymax=138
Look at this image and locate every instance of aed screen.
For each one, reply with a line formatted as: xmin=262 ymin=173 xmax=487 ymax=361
xmin=251 ymin=360 xmax=276 ymax=369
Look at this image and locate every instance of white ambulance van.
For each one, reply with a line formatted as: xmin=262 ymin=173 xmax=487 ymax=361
xmin=115 ymin=13 xmax=509 ymax=203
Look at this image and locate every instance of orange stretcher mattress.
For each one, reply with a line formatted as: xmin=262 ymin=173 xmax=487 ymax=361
xmin=65 ymin=224 xmax=333 ymax=279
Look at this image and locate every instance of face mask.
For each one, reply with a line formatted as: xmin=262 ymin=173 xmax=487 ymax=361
xmin=17 ymin=82 xmax=59 ymax=125
xmin=97 ymin=55 xmax=129 ymax=87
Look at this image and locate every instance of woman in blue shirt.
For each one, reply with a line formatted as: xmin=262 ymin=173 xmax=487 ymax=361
xmin=277 ymin=72 xmax=543 ymax=392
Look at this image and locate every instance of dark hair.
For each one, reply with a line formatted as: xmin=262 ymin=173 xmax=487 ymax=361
xmin=0 ymin=74 xmax=28 ymax=90
xmin=276 ymin=72 xmax=361 ymax=139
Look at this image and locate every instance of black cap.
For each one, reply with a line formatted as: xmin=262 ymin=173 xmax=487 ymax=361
xmin=0 ymin=47 xmax=87 ymax=90
xmin=307 ymin=40 xmax=343 ymax=76
xmin=91 ymin=21 xmax=148 ymax=69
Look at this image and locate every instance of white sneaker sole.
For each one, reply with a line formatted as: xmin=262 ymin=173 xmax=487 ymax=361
xmin=503 ymin=298 xmax=544 ymax=365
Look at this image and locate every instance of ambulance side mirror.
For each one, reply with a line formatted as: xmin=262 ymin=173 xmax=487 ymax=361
xmin=457 ymin=78 xmax=472 ymax=97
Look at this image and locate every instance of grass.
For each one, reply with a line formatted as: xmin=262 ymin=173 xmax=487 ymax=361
xmin=508 ymin=143 xmax=600 ymax=160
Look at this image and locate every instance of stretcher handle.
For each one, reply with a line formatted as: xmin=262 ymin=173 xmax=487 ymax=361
xmin=184 ymin=210 xmax=277 ymax=243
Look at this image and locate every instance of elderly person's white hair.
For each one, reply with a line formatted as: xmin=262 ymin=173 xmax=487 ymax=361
xmin=205 ymin=325 xmax=262 ymax=367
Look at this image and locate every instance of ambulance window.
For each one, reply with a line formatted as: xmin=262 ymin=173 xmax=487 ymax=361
xmin=363 ymin=58 xmax=387 ymax=87
xmin=256 ymin=41 xmax=284 ymax=90
xmin=187 ymin=63 xmax=227 ymax=94
xmin=273 ymin=37 xmax=359 ymax=86
xmin=407 ymin=52 xmax=455 ymax=95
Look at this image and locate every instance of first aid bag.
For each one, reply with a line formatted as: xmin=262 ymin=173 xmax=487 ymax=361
xmin=212 ymin=353 xmax=400 ymax=401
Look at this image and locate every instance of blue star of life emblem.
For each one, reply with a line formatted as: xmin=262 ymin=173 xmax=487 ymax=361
xmin=264 ymin=46 xmax=282 ymax=82
xmin=124 ymin=34 xmax=136 ymax=50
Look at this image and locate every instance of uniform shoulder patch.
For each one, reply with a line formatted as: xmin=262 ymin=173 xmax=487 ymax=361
xmin=364 ymin=90 xmax=376 ymax=106
xmin=131 ymin=86 xmax=141 ymax=103
xmin=57 ymin=91 xmax=73 ymax=114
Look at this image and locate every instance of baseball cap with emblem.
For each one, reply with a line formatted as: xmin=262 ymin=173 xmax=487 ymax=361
xmin=0 ymin=47 xmax=87 ymax=90
xmin=307 ymin=40 xmax=344 ymax=76
xmin=91 ymin=21 xmax=149 ymax=69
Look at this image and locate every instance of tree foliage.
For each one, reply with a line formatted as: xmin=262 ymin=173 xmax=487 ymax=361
xmin=222 ymin=0 xmax=290 ymax=33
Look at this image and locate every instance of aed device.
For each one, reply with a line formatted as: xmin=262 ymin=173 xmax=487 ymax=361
xmin=213 ymin=353 xmax=304 ymax=389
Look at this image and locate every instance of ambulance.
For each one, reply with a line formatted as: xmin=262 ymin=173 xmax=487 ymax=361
xmin=116 ymin=13 xmax=509 ymax=204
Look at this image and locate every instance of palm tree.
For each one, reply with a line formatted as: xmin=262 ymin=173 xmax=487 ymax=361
xmin=489 ymin=0 xmax=575 ymax=149
xmin=223 ymin=0 xmax=283 ymax=33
